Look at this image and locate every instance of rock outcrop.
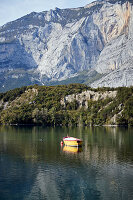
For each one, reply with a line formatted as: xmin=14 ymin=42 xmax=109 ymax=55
xmin=61 ymin=90 xmax=117 ymax=108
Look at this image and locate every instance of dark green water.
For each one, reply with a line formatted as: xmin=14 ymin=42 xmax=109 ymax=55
xmin=0 ymin=126 xmax=133 ymax=200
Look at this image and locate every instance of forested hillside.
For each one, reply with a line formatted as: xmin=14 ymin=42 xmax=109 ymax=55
xmin=0 ymin=84 xmax=133 ymax=126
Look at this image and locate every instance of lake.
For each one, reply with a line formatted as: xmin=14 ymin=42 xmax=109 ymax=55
xmin=0 ymin=126 xmax=133 ymax=200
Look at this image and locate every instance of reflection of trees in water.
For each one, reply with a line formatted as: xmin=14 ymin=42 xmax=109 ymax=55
xmin=80 ymin=126 xmax=133 ymax=164
xmin=0 ymin=126 xmax=133 ymax=163
xmin=0 ymin=126 xmax=133 ymax=199
xmin=77 ymin=127 xmax=133 ymax=200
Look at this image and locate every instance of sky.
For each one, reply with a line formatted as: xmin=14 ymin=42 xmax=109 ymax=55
xmin=0 ymin=0 xmax=93 ymax=26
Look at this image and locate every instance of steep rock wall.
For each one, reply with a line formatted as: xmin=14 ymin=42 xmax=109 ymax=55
xmin=0 ymin=0 xmax=133 ymax=90
xmin=61 ymin=90 xmax=117 ymax=108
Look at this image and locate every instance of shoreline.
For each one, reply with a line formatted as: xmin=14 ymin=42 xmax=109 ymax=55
xmin=0 ymin=123 xmax=130 ymax=127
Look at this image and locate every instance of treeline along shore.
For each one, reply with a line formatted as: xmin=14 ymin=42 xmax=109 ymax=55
xmin=0 ymin=84 xmax=133 ymax=126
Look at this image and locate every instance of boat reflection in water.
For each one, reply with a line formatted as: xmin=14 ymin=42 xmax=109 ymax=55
xmin=63 ymin=146 xmax=83 ymax=153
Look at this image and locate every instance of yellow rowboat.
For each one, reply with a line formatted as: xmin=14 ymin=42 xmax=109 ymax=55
xmin=63 ymin=136 xmax=83 ymax=147
xmin=63 ymin=146 xmax=82 ymax=153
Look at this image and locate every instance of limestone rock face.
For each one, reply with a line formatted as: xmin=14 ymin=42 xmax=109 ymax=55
xmin=92 ymin=1 xmax=133 ymax=87
xmin=61 ymin=90 xmax=117 ymax=109
xmin=91 ymin=68 xmax=133 ymax=87
xmin=0 ymin=0 xmax=133 ymax=91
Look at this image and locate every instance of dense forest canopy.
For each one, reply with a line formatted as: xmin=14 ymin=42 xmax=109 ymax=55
xmin=0 ymin=84 xmax=133 ymax=126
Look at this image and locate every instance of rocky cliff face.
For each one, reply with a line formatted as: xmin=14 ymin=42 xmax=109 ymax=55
xmin=92 ymin=0 xmax=133 ymax=87
xmin=61 ymin=90 xmax=117 ymax=109
xmin=0 ymin=0 xmax=133 ymax=91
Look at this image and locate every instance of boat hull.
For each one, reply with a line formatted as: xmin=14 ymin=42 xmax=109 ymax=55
xmin=64 ymin=140 xmax=82 ymax=147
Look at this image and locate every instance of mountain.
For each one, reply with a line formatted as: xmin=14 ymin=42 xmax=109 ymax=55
xmin=0 ymin=0 xmax=133 ymax=91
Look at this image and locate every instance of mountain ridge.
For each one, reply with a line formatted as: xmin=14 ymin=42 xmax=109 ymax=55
xmin=0 ymin=0 xmax=133 ymax=91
